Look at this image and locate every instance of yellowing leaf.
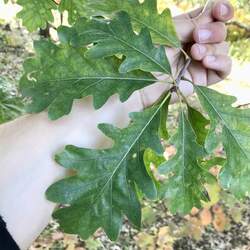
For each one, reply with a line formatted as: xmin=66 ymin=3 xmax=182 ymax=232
xmin=135 ymin=232 xmax=155 ymax=250
xmin=185 ymin=217 xmax=203 ymax=241
xmin=142 ymin=207 xmax=157 ymax=226
xmin=157 ymin=226 xmax=174 ymax=250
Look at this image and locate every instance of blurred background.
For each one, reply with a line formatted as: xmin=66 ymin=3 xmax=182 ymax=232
xmin=0 ymin=0 xmax=249 ymax=249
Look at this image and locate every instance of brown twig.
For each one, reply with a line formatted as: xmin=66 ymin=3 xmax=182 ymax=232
xmin=227 ymin=21 xmax=250 ymax=33
xmin=236 ymin=103 xmax=250 ymax=108
xmin=175 ymin=58 xmax=192 ymax=86
xmin=169 ymin=58 xmax=192 ymax=105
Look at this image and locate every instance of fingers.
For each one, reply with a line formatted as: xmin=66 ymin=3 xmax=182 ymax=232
xmin=190 ymin=42 xmax=229 ymax=60
xmin=193 ymin=22 xmax=227 ymax=44
xmin=190 ymin=42 xmax=231 ymax=80
xmin=188 ymin=61 xmax=208 ymax=85
xmin=174 ymin=0 xmax=233 ymax=43
xmin=202 ymin=54 xmax=232 ymax=79
xmin=174 ymin=9 xmax=213 ymax=43
xmin=212 ymin=0 xmax=234 ymax=22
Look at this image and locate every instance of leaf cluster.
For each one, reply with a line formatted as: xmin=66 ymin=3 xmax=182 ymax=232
xmin=13 ymin=0 xmax=250 ymax=242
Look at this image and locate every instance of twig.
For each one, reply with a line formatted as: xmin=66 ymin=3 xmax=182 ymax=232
xmin=227 ymin=21 xmax=250 ymax=34
xmin=169 ymin=58 xmax=192 ymax=105
xmin=176 ymin=58 xmax=192 ymax=86
xmin=236 ymin=103 xmax=250 ymax=108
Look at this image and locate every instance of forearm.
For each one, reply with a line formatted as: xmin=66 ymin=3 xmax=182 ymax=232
xmin=0 ymin=93 xmax=145 ymax=249
xmin=0 ymin=70 xmax=171 ymax=250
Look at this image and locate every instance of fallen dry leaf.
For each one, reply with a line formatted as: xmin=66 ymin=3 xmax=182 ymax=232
xmin=199 ymin=208 xmax=212 ymax=226
xmin=190 ymin=207 xmax=200 ymax=216
xmin=156 ymin=226 xmax=174 ymax=249
xmin=187 ymin=217 xmax=203 ymax=241
xmin=212 ymin=204 xmax=223 ymax=214
xmin=135 ymin=232 xmax=155 ymax=250
xmin=213 ymin=212 xmax=227 ymax=232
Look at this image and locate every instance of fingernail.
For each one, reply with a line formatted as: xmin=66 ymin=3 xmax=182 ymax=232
xmin=198 ymin=29 xmax=212 ymax=42
xmin=220 ymin=3 xmax=229 ymax=17
xmin=197 ymin=44 xmax=206 ymax=55
xmin=206 ymin=55 xmax=216 ymax=63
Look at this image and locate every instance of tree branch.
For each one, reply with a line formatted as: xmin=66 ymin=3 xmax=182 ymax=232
xmin=227 ymin=21 xmax=250 ymax=34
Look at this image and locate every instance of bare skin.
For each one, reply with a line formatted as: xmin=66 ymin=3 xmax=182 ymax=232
xmin=175 ymin=0 xmax=233 ymax=84
xmin=0 ymin=1 xmax=234 ymax=249
xmin=142 ymin=0 xmax=234 ymax=106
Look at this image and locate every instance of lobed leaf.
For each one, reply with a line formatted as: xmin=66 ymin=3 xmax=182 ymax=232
xmin=16 ymin=0 xmax=57 ymax=31
xmin=73 ymin=12 xmax=171 ymax=74
xmin=11 ymin=0 xmax=180 ymax=48
xmin=59 ymin=0 xmax=88 ymax=24
xmin=20 ymin=39 xmax=156 ymax=120
xmin=195 ymin=86 xmax=250 ymax=198
xmin=46 ymin=98 xmax=169 ymax=240
xmin=79 ymin=0 xmax=180 ymax=47
xmin=158 ymin=110 xmax=214 ymax=214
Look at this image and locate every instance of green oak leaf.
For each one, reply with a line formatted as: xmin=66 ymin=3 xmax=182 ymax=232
xmin=20 ymin=39 xmax=156 ymax=120
xmin=159 ymin=96 xmax=171 ymax=140
xmin=16 ymin=0 xmax=57 ymax=31
xmin=46 ymin=99 xmax=169 ymax=240
xmin=195 ymin=86 xmax=250 ymax=198
xmin=188 ymin=106 xmax=209 ymax=146
xmin=59 ymin=0 xmax=88 ymax=24
xmin=74 ymin=12 xmax=171 ymax=74
xmin=82 ymin=0 xmax=180 ymax=47
xmin=158 ymin=110 xmax=214 ymax=214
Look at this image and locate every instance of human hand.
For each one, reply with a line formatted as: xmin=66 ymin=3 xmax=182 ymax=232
xmin=172 ymin=0 xmax=234 ymax=94
xmin=142 ymin=1 xmax=234 ymax=105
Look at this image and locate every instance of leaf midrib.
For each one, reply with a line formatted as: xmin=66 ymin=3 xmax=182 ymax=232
xmin=131 ymin=16 xmax=178 ymax=47
xmin=108 ymin=25 xmax=170 ymax=73
xmin=93 ymin=93 xmax=170 ymax=204
xmin=89 ymin=1 xmax=179 ymax=47
xmin=37 ymin=76 xmax=156 ymax=85
xmin=181 ymin=111 xmax=187 ymax=198
xmin=197 ymin=87 xmax=249 ymax=160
